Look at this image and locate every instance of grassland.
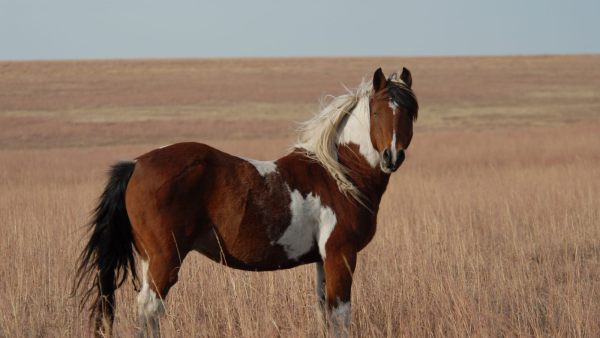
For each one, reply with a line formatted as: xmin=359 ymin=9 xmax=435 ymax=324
xmin=0 ymin=55 xmax=599 ymax=337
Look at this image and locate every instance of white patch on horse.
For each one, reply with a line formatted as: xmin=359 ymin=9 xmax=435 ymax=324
xmin=391 ymin=131 xmax=397 ymax=163
xmin=331 ymin=300 xmax=352 ymax=334
xmin=318 ymin=207 xmax=336 ymax=259
xmin=158 ymin=144 xmax=173 ymax=149
xmin=389 ymin=100 xmax=399 ymax=164
xmin=137 ymin=260 xmax=164 ymax=329
xmin=389 ymin=100 xmax=398 ymax=116
xmin=240 ymin=157 xmax=277 ymax=176
xmin=276 ymin=189 xmax=337 ymax=260
xmin=336 ymin=96 xmax=380 ymax=168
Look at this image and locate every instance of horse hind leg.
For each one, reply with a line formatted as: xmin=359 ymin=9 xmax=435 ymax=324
xmin=315 ymin=261 xmax=326 ymax=312
xmin=136 ymin=256 xmax=181 ymax=338
xmin=314 ymin=261 xmax=328 ymax=334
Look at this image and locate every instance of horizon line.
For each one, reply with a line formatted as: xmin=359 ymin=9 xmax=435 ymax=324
xmin=1 ymin=52 xmax=598 ymax=63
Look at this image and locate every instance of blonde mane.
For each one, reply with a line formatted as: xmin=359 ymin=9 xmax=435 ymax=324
xmin=294 ymin=79 xmax=375 ymax=204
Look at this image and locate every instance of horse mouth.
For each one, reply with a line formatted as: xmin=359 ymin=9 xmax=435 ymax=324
xmin=380 ymin=161 xmax=400 ymax=173
xmin=380 ymin=148 xmax=406 ymax=174
xmin=380 ymin=155 xmax=405 ymax=173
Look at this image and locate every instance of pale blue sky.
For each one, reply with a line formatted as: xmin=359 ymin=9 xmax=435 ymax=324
xmin=1 ymin=0 xmax=598 ymax=60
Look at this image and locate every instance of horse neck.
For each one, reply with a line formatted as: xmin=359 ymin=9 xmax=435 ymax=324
xmin=336 ymin=95 xmax=380 ymax=169
xmin=337 ymin=144 xmax=390 ymax=211
xmin=336 ymin=97 xmax=390 ymax=211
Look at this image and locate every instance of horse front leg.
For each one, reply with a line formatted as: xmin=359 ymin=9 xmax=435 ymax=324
xmin=323 ymin=248 xmax=356 ymax=337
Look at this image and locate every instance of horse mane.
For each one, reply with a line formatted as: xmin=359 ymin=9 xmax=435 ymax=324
xmin=294 ymin=78 xmax=374 ymax=205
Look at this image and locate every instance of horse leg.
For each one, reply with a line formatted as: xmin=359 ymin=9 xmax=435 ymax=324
xmin=136 ymin=253 xmax=183 ymax=338
xmin=315 ymin=261 xmax=326 ymax=313
xmin=323 ymin=249 xmax=356 ymax=337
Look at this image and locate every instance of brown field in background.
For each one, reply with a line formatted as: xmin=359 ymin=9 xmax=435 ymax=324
xmin=1 ymin=55 xmax=599 ymax=337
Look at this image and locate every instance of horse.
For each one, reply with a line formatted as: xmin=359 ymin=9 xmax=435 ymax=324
xmin=74 ymin=67 xmax=419 ymax=337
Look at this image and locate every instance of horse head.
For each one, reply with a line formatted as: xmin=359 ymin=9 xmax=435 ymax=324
xmin=369 ymin=67 xmax=419 ymax=173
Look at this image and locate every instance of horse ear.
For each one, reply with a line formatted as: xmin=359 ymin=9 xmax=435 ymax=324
xmin=400 ymin=67 xmax=412 ymax=88
xmin=373 ymin=67 xmax=387 ymax=92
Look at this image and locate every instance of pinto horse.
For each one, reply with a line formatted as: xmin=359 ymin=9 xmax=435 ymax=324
xmin=75 ymin=67 xmax=418 ymax=337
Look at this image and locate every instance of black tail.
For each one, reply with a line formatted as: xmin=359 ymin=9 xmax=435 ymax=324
xmin=74 ymin=160 xmax=139 ymax=334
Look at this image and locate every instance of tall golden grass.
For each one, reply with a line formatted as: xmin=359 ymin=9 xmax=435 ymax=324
xmin=2 ymin=55 xmax=600 ymax=337
xmin=1 ymin=122 xmax=598 ymax=337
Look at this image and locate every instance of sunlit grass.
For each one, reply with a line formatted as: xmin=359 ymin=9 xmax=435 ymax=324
xmin=1 ymin=123 xmax=599 ymax=337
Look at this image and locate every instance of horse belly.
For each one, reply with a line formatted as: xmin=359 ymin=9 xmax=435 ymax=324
xmin=200 ymin=171 xmax=320 ymax=270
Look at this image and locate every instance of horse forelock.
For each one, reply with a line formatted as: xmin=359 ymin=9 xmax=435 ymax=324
xmin=386 ymin=77 xmax=419 ymax=121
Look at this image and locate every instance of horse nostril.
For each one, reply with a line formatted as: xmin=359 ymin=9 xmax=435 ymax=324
xmin=383 ymin=149 xmax=391 ymax=162
xmin=398 ymin=150 xmax=405 ymax=163
xmin=395 ymin=150 xmax=406 ymax=167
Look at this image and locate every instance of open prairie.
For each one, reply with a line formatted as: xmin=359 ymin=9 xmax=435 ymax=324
xmin=1 ymin=55 xmax=599 ymax=337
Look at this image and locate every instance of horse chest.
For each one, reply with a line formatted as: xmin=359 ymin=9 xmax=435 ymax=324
xmin=273 ymin=188 xmax=337 ymax=260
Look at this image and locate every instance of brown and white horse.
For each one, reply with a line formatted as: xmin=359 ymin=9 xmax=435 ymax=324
xmin=75 ymin=67 xmax=418 ymax=337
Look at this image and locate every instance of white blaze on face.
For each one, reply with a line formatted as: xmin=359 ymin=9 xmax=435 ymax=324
xmin=388 ymin=100 xmax=398 ymax=116
xmin=276 ymin=189 xmax=337 ymax=260
xmin=389 ymin=100 xmax=399 ymax=164
xmin=391 ymin=132 xmax=397 ymax=164
xmin=240 ymin=157 xmax=278 ymax=176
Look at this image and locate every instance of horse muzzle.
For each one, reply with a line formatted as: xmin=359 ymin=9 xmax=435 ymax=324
xmin=381 ymin=148 xmax=405 ymax=173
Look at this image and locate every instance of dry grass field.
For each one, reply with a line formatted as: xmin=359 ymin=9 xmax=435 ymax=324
xmin=1 ymin=55 xmax=599 ymax=337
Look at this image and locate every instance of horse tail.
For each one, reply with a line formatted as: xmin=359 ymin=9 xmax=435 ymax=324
xmin=74 ymin=160 xmax=139 ymax=333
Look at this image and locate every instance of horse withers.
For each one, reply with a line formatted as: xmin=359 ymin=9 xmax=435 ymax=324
xmin=75 ymin=67 xmax=419 ymax=337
